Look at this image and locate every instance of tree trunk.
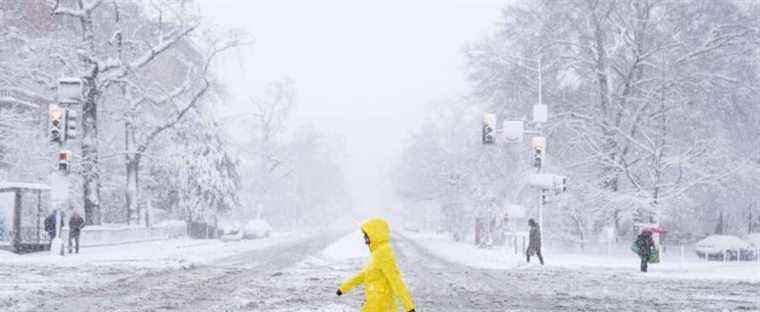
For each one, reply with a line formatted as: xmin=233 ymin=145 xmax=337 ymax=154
xmin=715 ymin=210 xmax=724 ymax=234
xmin=82 ymin=76 xmax=101 ymax=225
xmin=80 ymin=7 xmax=101 ymax=226
xmin=124 ymin=121 xmax=144 ymax=226
xmin=125 ymin=157 xmax=141 ymax=225
xmin=748 ymin=203 xmax=753 ymax=234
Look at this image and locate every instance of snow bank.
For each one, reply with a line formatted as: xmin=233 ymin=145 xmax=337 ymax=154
xmin=401 ymin=231 xmax=523 ymax=270
xmin=0 ymin=231 xmax=308 ymax=269
xmin=153 ymin=220 xmax=186 ymax=228
xmin=535 ymin=248 xmax=760 ymax=282
xmin=77 ymin=222 xmax=186 ymax=247
xmin=321 ymin=230 xmax=368 ymax=261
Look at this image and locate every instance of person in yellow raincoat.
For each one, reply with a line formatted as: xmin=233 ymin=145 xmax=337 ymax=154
xmin=336 ymin=218 xmax=416 ymax=312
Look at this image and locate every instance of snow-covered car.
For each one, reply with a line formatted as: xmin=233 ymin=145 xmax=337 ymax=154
xmin=695 ymin=235 xmax=754 ymax=261
xmin=242 ymin=219 xmax=272 ymax=239
xmin=744 ymin=233 xmax=760 ymax=248
xmin=217 ymin=220 xmax=242 ymax=235
xmin=220 ymin=231 xmax=244 ymax=242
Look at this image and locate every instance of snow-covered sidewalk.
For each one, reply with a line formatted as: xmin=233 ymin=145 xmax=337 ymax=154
xmin=398 ymin=231 xmax=523 ymax=270
xmin=545 ymin=252 xmax=760 ymax=282
xmin=401 ymin=231 xmax=760 ymax=282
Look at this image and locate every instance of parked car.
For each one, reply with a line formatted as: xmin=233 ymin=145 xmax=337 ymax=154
xmin=744 ymin=233 xmax=760 ymax=248
xmin=242 ymin=219 xmax=272 ymax=239
xmin=220 ymin=231 xmax=244 ymax=242
xmin=695 ymin=235 xmax=754 ymax=261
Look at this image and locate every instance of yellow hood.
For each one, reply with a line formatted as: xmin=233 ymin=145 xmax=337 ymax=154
xmin=361 ymin=218 xmax=389 ymax=252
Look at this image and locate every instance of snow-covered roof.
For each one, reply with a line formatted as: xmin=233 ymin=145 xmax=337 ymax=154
xmin=0 ymin=182 xmax=51 ymax=192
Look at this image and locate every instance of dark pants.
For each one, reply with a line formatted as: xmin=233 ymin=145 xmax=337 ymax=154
xmin=527 ymin=249 xmax=544 ymax=265
xmin=640 ymin=256 xmax=648 ymax=272
xmin=68 ymin=233 xmax=80 ymax=253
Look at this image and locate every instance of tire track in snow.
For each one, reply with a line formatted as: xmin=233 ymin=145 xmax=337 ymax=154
xmin=21 ymin=230 xmax=348 ymax=312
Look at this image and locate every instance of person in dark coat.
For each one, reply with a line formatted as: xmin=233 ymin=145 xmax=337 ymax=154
xmin=526 ymin=218 xmax=544 ymax=265
xmin=68 ymin=211 xmax=85 ymax=254
xmin=44 ymin=211 xmax=64 ymax=243
xmin=635 ymin=230 xmax=655 ymax=272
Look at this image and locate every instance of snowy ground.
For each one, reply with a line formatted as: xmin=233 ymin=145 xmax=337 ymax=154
xmin=0 ymin=230 xmax=315 ymax=311
xmin=402 ymin=231 xmax=760 ymax=282
xmin=2 ymin=228 xmax=759 ymax=311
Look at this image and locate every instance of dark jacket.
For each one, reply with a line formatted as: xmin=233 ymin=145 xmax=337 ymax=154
xmin=44 ymin=212 xmax=64 ymax=237
xmin=635 ymin=232 xmax=655 ymax=258
xmin=69 ymin=213 xmax=85 ymax=236
xmin=528 ymin=224 xmax=541 ymax=252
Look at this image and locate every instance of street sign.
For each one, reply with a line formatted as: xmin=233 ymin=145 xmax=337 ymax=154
xmin=57 ymin=78 xmax=83 ymax=104
xmin=527 ymin=173 xmax=566 ymax=190
xmin=533 ymin=104 xmax=548 ymax=123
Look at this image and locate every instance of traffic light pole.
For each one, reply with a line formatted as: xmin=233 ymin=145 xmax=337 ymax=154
xmin=50 ymin=78 xmax=82 ymax=256
xmin=536 ymin=122 xmax=544 ymax=243
xmin=536 ymin=58 xmax=544 ymax=242
xmin=484 ymin=55 xmax=554 ymax=249
xmin=55 ymin=139 xmax=66 ymax=256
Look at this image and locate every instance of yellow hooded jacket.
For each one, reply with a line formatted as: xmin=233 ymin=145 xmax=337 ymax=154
xmin=339 ymin=218 xmax=415 ymax=312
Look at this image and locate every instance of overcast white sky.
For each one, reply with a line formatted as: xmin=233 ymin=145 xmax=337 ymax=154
xmin=198 ymin=0 xmax=507 ymax=213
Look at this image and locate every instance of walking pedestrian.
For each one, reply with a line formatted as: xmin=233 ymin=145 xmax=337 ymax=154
xmin=336 ymin=218 xmax=416 ymax=312
xmin=526 ymin=218 xmax=544 ymax=265
xmin=635 ymin=230 xmax=655 ymax=272
xmin=44 ymin=211 xmax=64 ymax=243
xmin=68 ymin=211 xmax=85 ymax=254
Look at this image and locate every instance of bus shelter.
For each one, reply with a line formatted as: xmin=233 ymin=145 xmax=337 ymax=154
xmin=0 ymin=183 xmax=51 ymax=253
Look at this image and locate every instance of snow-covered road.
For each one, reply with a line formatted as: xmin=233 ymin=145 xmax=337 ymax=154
xmin=7 ymin=230 xmax=760 ymax=311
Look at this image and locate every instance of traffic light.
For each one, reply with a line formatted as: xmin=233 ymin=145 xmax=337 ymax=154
xmin=58 ymin=150 xmax=71 ymax=174
xmin=65 ymin=109 xmax=77 ymax=140
xmin=49 ymin=104 xmax=65 ymax=143
xmin=482 ymin=113 xmax=496 ymax=145
xmin=531 ymin=136 xmax=546 ymax=170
